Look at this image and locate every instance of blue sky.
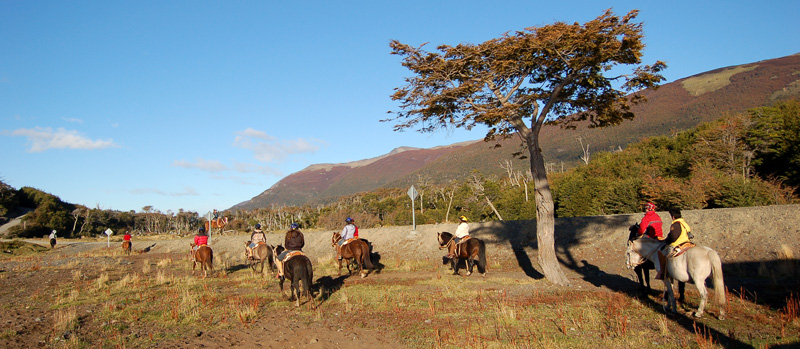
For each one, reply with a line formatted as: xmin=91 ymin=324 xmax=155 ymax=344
xmin=1 ymin=1 xmax=798 ymax=215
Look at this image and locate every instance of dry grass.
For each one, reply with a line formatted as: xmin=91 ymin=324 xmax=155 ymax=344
xmin=681 ymin=65 xmax=757 ymax=96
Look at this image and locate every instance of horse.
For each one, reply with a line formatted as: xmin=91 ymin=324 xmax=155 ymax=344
xmin=627 ymin=225 xmax=685 ymax=300
xmin=331 ymin=231 xmax=374 ymax=278
xmin=244 ymin=241 xmax=274 ymax=276
xmin=627 ymin=233 xmax=726 ymax=319
xmin=204 ymin=217 xmax=228 ymax=232
xmin=437 ymin=232 xmax=487 ymax=276
xmin=273 ymin=245 xmax=315 ymax=307
xmin=121 ymin=241 xmax=132 ymax=256
xmin=49 ymin=238 xmax=56 ymax=249
xmin=189 ymin=243 xmax=214 ymax=278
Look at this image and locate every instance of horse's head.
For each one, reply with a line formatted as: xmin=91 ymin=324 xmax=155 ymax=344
xmin=438 ymin=232 xmax=453 ymax=246
xmin=627 ymin=223 xmax=641 ymax=242
xmin=274 ymin=244 xmax=285 ymax=256
xmin=244 ymin=241 xmax=251 ymax=246
xmin=332 ymin=231 xmax=342 ymax=246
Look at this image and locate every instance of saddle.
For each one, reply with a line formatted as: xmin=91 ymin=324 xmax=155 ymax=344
xmin=669 ymin=242 xmax=696 ymax=258
xmin=456 ymin=236 xmax=471 ymax=244
xmin=281 ymin=251 xmax=305 ymax=263
xmin=341 ymin=237 xmax=359 ymax=247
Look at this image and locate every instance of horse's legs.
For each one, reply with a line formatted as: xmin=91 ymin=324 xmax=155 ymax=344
xmin=663 ymin=276 xmax=677 ymax=314
xmin=337 ymin=257 xmax=343 ymax=276
xmin=452 ymin=257 xmax=460 ymax=275
xmin=678 ymin=281 xmax=686 ymax=302
xmin=466 ymin=256 xmax=474 ymax=276
xmin=692 ymin=277 xmax=709 ymax=318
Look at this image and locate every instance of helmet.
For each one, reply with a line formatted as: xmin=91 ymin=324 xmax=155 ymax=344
xmin=345 ymin=217 xmax=354 ymax=223
xmin=290 ymin=223 xmax=300 ymax=230
xmin=255 ymin=223 xmax=261 ymax=229
xmin=644 ymin=202 xmax=656 ymax=212
xmin=198 ymin=227 xmax=206 ymax=233
xmin=459 ymin=216 xmax=468 ymax=222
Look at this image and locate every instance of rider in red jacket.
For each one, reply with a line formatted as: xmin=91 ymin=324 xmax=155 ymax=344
xmin=638 ymin=202 xmax=663 ymax=240
xmin=194 ymin=228 xmax=209 ymax=249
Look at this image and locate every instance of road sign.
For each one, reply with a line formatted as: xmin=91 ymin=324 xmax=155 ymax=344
xmin=407 ymin=185 xmax=419 ymax=200
xmin=104 ymin=229 xmax=113 ymax=248
xmin=408 ymin=185 xmax=418 ymax=231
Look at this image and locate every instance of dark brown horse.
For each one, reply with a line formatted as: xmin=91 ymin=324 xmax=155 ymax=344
xmin=190 ymin=243 xmax=213 ymax=278
xmin=49 ymin=238 xmax=56 ymax=249
xmin=244 ymin=241 xmax=274 ymax=276
xmin=438 ymin=232 xmax=487 ymax=276
xmin=273 ymin=245 xmax=315 ymax=307
xmin=627 ymin=224 xmax=685 ymax=301
xmin=121 ymin=241 xmax=132 ymax=256
xmin=331 ymin=232 xmax=374 ymax=278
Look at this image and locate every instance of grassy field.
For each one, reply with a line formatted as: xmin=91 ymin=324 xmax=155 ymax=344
xmin=1 ymin=239 xmax=797 ymax=349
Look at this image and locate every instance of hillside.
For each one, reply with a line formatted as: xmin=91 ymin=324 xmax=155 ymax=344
xmin=232 ymin=53 xmax=800 ymax=210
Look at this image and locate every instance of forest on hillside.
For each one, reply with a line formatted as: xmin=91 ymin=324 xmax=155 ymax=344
xmin=1 ymin=100 xmax=798 ymax=238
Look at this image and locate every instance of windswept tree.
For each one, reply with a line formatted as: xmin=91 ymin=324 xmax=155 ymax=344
xmin=386 ymin=9 xmax=666 ymax=285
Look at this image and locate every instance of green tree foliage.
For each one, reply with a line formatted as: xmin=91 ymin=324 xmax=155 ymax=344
xmin=0 ymin=179 xmax=20 ymax=218
xmin=746 ymin=100 xmax=800 ymax=187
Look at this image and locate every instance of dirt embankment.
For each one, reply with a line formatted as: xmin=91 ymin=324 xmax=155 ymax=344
xmin=27 ymin=204 xmax=798 ymax=270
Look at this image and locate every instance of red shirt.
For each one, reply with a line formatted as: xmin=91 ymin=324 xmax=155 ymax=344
xmin=639 ymin=211 xmax=663 ymax=239
xmin=194 ymin=235 xmax=208 ymax=246
xmin=123 ymin=234 xmax=131 ymax=241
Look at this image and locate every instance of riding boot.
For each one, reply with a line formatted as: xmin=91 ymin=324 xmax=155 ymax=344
xmin=276 ymin=260 xmax=284 ymax=279
xmin=655 ymin=251 xmax=667 ymax=280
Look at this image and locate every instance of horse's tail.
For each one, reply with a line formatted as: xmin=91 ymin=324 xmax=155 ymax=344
xmin=207 ymin=248 xmax=214 ymax=271
xmin=477 ymin=239 xmax=487 ymax=274
xmin=709 ymin=249 xmax=725 ymax=306
xmin=303 ymin=258 xmax=314 ymax=298
xmin=361 ymin=241 xmax=374 ymax=269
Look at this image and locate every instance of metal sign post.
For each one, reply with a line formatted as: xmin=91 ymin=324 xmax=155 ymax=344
xmin=104 ymin=228 xmax=113 ymax=248
xmin=205 ymin=211 xmax=213 ymax=238
xmin=407 ymin=185 xmax=419 ymax=232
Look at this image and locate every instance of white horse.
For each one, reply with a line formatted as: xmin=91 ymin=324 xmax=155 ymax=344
xmin=626 ymin=235 xmax=726 ymax=319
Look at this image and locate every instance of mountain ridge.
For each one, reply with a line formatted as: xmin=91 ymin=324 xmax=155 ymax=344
xmin=231 ymin=53 xmax=800 ymax=211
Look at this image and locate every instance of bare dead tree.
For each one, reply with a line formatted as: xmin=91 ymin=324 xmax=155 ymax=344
xmin=469 ymin=175 xmax=503 ymax=221
xmin=578 ymin=136 xmax=590 ymax=165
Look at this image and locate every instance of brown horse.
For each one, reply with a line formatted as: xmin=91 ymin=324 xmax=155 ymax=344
xmin=49 ymin=238 xmax=56 ymax=249
xmin=438 ymin=232 xmax=487 ymax=276
xmin=121 ymin=241 xmax=132 ymax=256
xmin=204 ymin=217 xmax=228 ymax=232
xmin=190 ymin=243 xmax=213 ymax=278
xmin=244 ymin=241 xmax=274 ymax=276
xmin=331 ymin=231 xmax=374 ymax=278
xmin=273 ymin=245 xmax=315 ymax=307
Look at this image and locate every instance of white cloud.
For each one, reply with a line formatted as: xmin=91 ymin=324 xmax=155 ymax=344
xmin=233 ymin=161 xmax=284 ymax=176
xmin=63 ymin=117 xmax=84 ymax=124
xmin=130 ymin=186 xmax=199 ymax=197
xmin=171 ymin=158 xmax=227 ymax=172
xmin=9 ymin=127 xmax=117 ymax=152
xmin=233 ymin=128 xmax=324 ymax=163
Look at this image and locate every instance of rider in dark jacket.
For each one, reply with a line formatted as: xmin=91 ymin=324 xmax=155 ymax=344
xmin=276 ymin=223 xmax=304 ymax=279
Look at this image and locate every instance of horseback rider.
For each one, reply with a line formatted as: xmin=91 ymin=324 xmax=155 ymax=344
xmin=655 ymin=209 xmax=695 ymax=280
xmin=638 ymin=202 xmax=664 ymax=239
xmin=246 ymin=223 xmax=267 ymax=260
xmin=123 ymin=231 xmax=132 ymax=243
xmin=193 ymin=227 xmax=209 ymax=253
xmin=337 ymin=217 xmax=358 ymax=260
xmin=447 ymin=216 xmax=470 ymax=258
xmin=638 ymin=202 xmax=666 ymax=279
xmin=49 ymin=230 xmax=57 ymax=248
xmin=276 ymin=223 xmax=304 ymax=280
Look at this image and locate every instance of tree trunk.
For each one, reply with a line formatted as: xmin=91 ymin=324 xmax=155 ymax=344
xmin=485 ymin=196 xmax=503 ymax=221
xmin=528 ymin=134 xmax=571 ymax=286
